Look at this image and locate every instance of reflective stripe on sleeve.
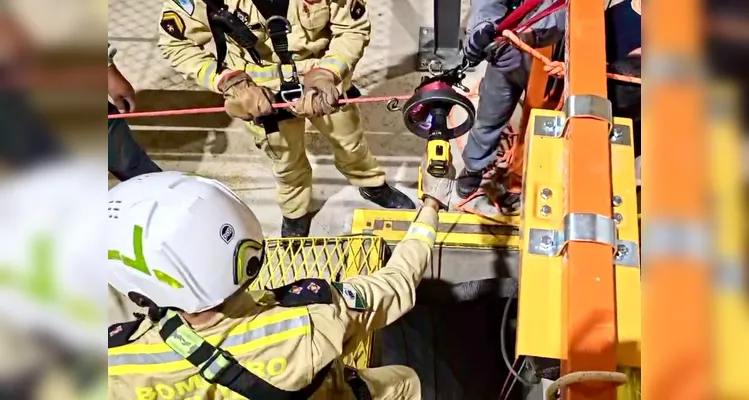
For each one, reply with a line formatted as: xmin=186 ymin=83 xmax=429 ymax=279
xmin=203 ymin=62 xmax=218 ymax=89
xmin=403 ymin=221 xmax=436 ymax=247
xmin=317 ymin=56 xmax=349 ymax=78
xmin=108 ymin=308 xmax=310 ymax=375
xmin=245 ymin=64 xmax=296 ymax=83
xmin=197 ymin=61 xmax=218 ymax=90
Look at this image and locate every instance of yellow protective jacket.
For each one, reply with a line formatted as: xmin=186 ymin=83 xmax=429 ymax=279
xmin=108 ymin=207 xmax=438 ymax=399
xmin=157 ymin=0 xmax=370 ymax=92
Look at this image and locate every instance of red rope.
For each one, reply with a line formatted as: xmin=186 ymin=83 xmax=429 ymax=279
xmin=107 ymin=94 xmax=413 ymax=120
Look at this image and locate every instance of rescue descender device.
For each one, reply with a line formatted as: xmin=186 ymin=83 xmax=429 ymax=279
xmin=392 ymin=58 xmax=476 ymax=199
xmin=397 ymin=60 xmax=475 ymax=172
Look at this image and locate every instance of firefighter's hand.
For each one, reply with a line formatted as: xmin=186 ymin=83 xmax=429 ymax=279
xmin=108 ymin=66 xmax=136 ymax=113
xmin=218 ymin=71 xmax=274 ymax=121
xmin=420 ymin=157 xmax=455 ymax=210
xmin=293 ymin=68 xmax=340 ymax=117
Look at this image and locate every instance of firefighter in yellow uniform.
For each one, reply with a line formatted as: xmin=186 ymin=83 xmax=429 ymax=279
xmin=157 ymin=0 xmax=415 ymax=237
xmin=107 ymin=164 xmax=455 ymax=399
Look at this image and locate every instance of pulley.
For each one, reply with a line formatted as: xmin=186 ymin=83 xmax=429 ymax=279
xmin=397 ymin=62 xmax=476 ymax=140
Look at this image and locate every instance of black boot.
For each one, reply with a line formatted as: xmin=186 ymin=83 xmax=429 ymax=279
xmin=281 ymin=214 xmax=312 ymax=238
xmin=498 ymin=191 xmax=521 ymax=216
xmin=456 ymin=168 xmax=482 ymax=198
xmin=359 ymin=183 xmax=416 ymax=209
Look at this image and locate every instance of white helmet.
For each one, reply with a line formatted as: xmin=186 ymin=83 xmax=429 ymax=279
xmin=107 ymin=172 xmax=265 ymax=314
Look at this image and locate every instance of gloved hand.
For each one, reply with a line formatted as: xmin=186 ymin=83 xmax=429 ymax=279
xmin=218 ymin=71 xmax=274 ymax=121
xmin=487 ymin=41 xmax=524 ymax=72
xmin=420 ymin=157 xmax=456 ymax=210
xmin=464 ymin=23 xmax=496 ymax=65
xmin=293 ymin=68 xmax=340 ymax=117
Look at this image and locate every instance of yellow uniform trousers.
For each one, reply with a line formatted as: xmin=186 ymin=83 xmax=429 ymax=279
xmin=249 ymin=103 xmax=385 ymax=219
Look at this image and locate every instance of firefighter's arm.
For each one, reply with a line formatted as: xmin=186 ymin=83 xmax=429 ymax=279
xmin=306 ymin=202 xmax=438 ymax=371
xmin=156 ymin=2 xmax=237 ymax=92
xmin=316 ymin=0 xmax=371 ymax=82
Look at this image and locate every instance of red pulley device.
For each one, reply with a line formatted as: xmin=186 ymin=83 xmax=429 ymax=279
xmin=390 ymin=60 xmax=476 ymax=179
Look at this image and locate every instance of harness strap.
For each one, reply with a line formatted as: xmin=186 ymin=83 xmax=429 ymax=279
xmin=157 ymin=310 xmax=331 ymax=400
xmin=250 ymin=0 xmax=304 ymax=103
xmin=204 ymin=0 xmax=263 ymax=68
xmin=250 ymin=0 xmax=293 ymax=65
xmin=344 ymin=367 xmax=373 ymax=400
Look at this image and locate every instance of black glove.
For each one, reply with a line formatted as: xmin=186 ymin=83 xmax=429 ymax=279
xmin=463 ymin=23 xmax=497 ymax=65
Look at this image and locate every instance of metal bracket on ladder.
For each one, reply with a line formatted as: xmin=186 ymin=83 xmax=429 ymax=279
xmin=528 ymin=213 xmax=639 ymax=267
xmin=532 ymin=94 xmax=614 ymax=138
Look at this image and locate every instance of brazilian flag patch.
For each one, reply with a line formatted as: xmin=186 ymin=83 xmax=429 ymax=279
xmin=350 ymin=0 xmax=366 ymax=21
xmin=332 ymin=282 xmax=367 ymax=311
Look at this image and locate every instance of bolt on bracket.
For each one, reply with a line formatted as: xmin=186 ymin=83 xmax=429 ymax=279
xmin=533 ymin=95 xmax=614 ymax=138
xmin=527 ymin=213 xmax=639 ymax=267
xmin=610 ymin=123 xmax=632 ymax=146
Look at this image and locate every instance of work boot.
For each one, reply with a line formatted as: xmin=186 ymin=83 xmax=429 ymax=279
xmin=456 ymin=168 xmax=482 ymax=199
xmin=359 ymin=183 xmax=416 ymax=209
xmin=498 ymin=191 xmax=521 ymax=216
xmin=281 ymin=214 xmax=313 ymax=238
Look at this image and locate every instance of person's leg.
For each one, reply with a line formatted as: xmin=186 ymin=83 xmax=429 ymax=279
xmin=356 ymin=365 xmax=421 ymax=400
xmin=458 ymin=64 xmax=527 ymax=198
xmin=247 ymin=119 xmax=314 ymax=237
xmin=309 ymin=104 xmax=415 ymax=210
xmin=108 ymin=103 xmax=161 ymax=181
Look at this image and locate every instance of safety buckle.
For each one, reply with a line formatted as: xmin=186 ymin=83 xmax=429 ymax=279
xmin=279 ymin=82 xmax=304 ymax=103
xmin=198 ymin=347 xmax=238 ymax=384
xmin=278 ymin=63 xmax=303 ymax=102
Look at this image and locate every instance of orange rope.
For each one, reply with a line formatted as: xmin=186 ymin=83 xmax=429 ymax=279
xmin=501 ymin=30 xmax=642 ymax=85
xmin=454 ymin=103 xmax=519 ymax=219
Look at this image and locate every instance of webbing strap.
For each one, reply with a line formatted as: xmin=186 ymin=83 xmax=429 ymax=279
xmin=157 ymin=310 xmax=330 ymax=400
xmin=250 ymin=0 xmax=302 ymax=104
xmin=204 ymin=0 xmax=263 ymax=67
xmin=250 ymin=0 xmax=293 ymax=64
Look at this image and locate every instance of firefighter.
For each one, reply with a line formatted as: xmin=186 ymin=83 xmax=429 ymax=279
xmin=459 ymin=0 xmax=641 ymax=206
xmin=107 ymin=164 xmax=454 ymax=399
xmin=156 ymin=0 xmax=415 ymax=238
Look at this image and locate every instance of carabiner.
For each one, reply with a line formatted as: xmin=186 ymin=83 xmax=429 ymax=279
xmin=265 ymin=15 xmax=292 ymax=36
xmin=277 ymin=62 xmax=303 ymax=102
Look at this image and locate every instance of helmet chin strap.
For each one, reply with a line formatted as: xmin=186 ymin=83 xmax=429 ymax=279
xmin=128 ymin=291 xmax=168 ymax=321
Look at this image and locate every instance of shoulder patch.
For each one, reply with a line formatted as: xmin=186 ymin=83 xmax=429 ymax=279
xmin=271 ymin=278 xmax=333 ymax=307
xmin=331 ymin=281 xmax=367 ymax=311
xmin=161 ymin=11 xmax=186 ymax=40
xmin=108 ymin=317 xmax=145 ymax=348
xmin=172 ymin=0 xmax=195 ymax=15
xmin=350 ymin=0 xmax=366 ymax=21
